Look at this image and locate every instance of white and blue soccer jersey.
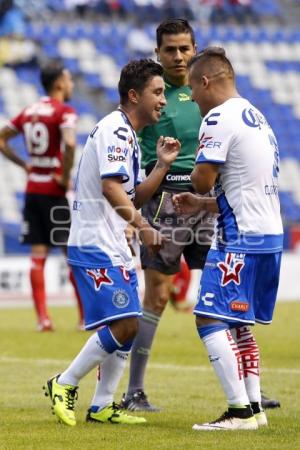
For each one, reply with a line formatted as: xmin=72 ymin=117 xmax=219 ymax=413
xmin=196 ymin=97 xmax=283 ymax=254
xmin=68 ymin=110 xmax=142 ymax=271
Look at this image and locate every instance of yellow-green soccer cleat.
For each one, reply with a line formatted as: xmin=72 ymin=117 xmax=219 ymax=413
xmin=43 ymin=374 xmax=78 ymax=426
xmin=86 ymin=402 xmax=147 ymax=424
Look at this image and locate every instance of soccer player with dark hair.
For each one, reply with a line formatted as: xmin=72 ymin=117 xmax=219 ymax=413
xmin=122 ymin=22 xmax=280 ymax=413
xmin=43 ymin=59 xmax=181 ymax=426
xmin=180 ymin=47 xmax=282 ymax=430
xmin=0 ymin=60 xmax=84 ymax=331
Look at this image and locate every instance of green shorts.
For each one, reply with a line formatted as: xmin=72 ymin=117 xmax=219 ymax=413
xmin=140 ymin=191 xmax=215 ymax=275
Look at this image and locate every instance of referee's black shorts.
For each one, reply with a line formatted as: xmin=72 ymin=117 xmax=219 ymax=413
xmin=20 ymin=193 xmax=71 ymax=246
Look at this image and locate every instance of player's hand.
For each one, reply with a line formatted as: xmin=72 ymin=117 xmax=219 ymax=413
xmin=156 ymin=136 xmax=181 ymax=169
xmin=52 ymin=173 xmax=70 ymax=190
xmin=172 ymin=192 xmax=203 ymax=215
xmin=125 ymin=225 xmax=139 ymax=256
xmin=24 ymin=162 xmax=32 ymax=174
xmin=138 ymin=223 xmax=169 ymax=256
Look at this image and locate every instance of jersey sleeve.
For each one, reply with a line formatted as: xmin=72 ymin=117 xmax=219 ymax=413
xmin=195 ymin=109 xmax=234 ymax=165
xmin=95 ymin=121 xmax=132 ymax=183
xmin=9 ymin=111 xmax=24 ymax=132
xmin=59 ymin=105 xmax=78 ymax=129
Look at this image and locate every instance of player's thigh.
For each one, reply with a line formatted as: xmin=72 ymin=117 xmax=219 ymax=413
xmin=253 ymin=252 xmax=282 ymax=324
xmin=71 ymin=265 xmax=142 ymax=330
xmin=194 ymin=250 xmax=257 ymax=326
xmin=143 ymin=268 xmax=173 ymax=310
xmin=42 ymin=195 xmax=70 ymax=247
xmin=20 ymin=193 xmax=48 ymax=244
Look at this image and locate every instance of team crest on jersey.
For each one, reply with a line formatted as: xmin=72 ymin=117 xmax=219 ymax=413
xmin=86 ymin=268 xmax=113 ymax=291
xmin=112 ymin=289 xmax=129 ymax=308
xmin=178 ymin=93 xmax=190 ymax=102
xmin=217 ymin=253 xmax=245 ymax=286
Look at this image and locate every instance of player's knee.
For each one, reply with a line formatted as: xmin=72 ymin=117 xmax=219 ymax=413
xmin=144 ymin=277 xmax=170 ymax=313
xmin=111 ymin=316 xmax=139 ymax=343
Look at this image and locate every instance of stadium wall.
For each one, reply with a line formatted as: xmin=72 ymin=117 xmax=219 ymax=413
xmin=0 ymin=253 xmax=299 ymax=305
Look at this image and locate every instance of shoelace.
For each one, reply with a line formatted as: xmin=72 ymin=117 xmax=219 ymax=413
xmin=211 ymin=411 xmax=231 ymax=424
xmin=65 ymin=387 xmax=78 ymax=411
xmin=133 ymin=390 xmax=150 ymax=406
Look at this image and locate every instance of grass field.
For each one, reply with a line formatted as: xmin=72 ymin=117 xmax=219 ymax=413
xmin=1 ymin=301 xmax=300 ymax=450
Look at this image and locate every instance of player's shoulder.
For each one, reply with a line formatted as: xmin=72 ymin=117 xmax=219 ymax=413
xmin=99 ymin=110 xmax=133 ymax=139
xmin=202 ymin=98 xmax=248 ymax=130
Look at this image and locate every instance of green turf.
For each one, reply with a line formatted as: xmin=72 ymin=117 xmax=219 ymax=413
xmin=1 ymin=302 xmax=300 ymax=450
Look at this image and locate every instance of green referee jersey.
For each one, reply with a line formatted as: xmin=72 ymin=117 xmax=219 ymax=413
xmin=139 ymin=79 xmax=202 ymax=188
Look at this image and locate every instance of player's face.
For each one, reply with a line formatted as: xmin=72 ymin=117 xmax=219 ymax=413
xmin=138 ymin=75 xmax=166 ymax=124
xmin=156 ymin=33 xmax=196 ymax=84
xmin=62 ymin=69 xmax=74 ymax=101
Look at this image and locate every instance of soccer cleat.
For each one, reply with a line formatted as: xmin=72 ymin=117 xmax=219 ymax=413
xmin=251 ymin=402 xmax=268 ymax=426
xmin=37 ymin=318 xmax=54 ymax=332
xmin=86 ymin=403 xmax=146 ymax=424
xmin=121 ymin=390 xmax=161 ymax=412
xmin=254 ymin=411 xmax=268 ymax=426
xmin=261 ymin=390 xmax=280 ymax=409
xmin=192 ymin=406 xmax=258 ymax=431
xmin=43 ymin=374 xmax=78 ymax=426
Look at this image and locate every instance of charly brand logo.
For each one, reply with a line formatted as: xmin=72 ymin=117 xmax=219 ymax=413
xmin=112 ymin=289 xmax=130 ymax=308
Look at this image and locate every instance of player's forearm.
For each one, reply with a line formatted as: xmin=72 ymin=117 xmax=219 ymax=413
xmin=102 ymin=179 xmax=147 ymax=230
xmin=134 ymin=161 xmax=170 ymax=209
xmin=0 ymin=142 xmax=27 ymax=170
xmin=61 ymin=145 xmax=75 ymax=187
xmin=202 ymin=197 xmax=219 ymax=213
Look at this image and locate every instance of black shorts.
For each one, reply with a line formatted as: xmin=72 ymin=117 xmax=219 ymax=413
xmin=140 ymin=191 xmax=215 ymax=275
xmin=20 ymin=193 xmax=71 ymax=246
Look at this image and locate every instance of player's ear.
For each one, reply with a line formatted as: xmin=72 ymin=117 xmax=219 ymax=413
xmin=128 ymin=88 xmax=139 ymax=104
xmin=193 ymin=44 xmax=197 ymax=55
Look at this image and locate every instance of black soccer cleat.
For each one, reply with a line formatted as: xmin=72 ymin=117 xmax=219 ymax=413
xmin=121 ymin=390 xmax=161 ymax=412
xmin=261 ymin=390 xmax=281 ymax=409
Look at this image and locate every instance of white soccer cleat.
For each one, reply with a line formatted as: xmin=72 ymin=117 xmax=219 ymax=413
xmin=193 ymin=409 xmax=258 ymax=431
xmin=254 ymin=411 xmax=268 ymax=426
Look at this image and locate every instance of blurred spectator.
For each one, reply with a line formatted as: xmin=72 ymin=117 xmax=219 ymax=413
xmin=229 ymin=0 xmax=259 ymax=24
xmin=0 ymin=0 xmax=26 ymax=37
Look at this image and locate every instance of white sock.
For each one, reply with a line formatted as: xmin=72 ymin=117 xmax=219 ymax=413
xmin=202 ymin=329 xmax=249 ymax=406
xmin=58 ymin=332 xmax=110 ymax=386
xmin=90 ymin=349 xmax=130 ymax=411
xmin=231 ymin=326 xmax=261 ymax=404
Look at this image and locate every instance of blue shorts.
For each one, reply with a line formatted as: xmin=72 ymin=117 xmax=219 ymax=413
xmin=194 ymin=249 xmax=282 ymax=326
xmin=71 ymin=265 xmax=142 ymax=330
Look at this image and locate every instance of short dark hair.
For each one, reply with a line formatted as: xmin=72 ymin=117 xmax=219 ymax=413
xmin=40 ymin=60 xmax=65 ymax=93
xmin=156 ymin=19 xmax=195 ymax=48
xmin=188 ymin=47 xmax=235 ymax=79
xmin=118 ymin=59 xmax=163 ymax=104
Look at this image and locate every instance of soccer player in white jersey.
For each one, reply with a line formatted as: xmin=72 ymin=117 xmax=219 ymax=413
xmin=43 ymin=59 xmax=180 ymax=426
xmin=175 ymin=47 xmax=283 ymax=431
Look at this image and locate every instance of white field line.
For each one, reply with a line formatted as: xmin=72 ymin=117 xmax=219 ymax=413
xmin=1 ymin=355 xmax=300 ymax=375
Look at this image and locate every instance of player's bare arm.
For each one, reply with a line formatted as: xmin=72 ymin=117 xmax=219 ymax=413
xmin=134 ymin=135 xmax=180 ymax=209
xmin=191 ymin=162 xmax=219 ymax=195
xmin=102 ymin=176 xmax=167 ymax=255
xmin=173 ymin=192 xmax=219 ymax=215
xmin=0 ymin=125 xmax=30 ymax=172
xmin=53 ymin=127 xmax=76 ymax=189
